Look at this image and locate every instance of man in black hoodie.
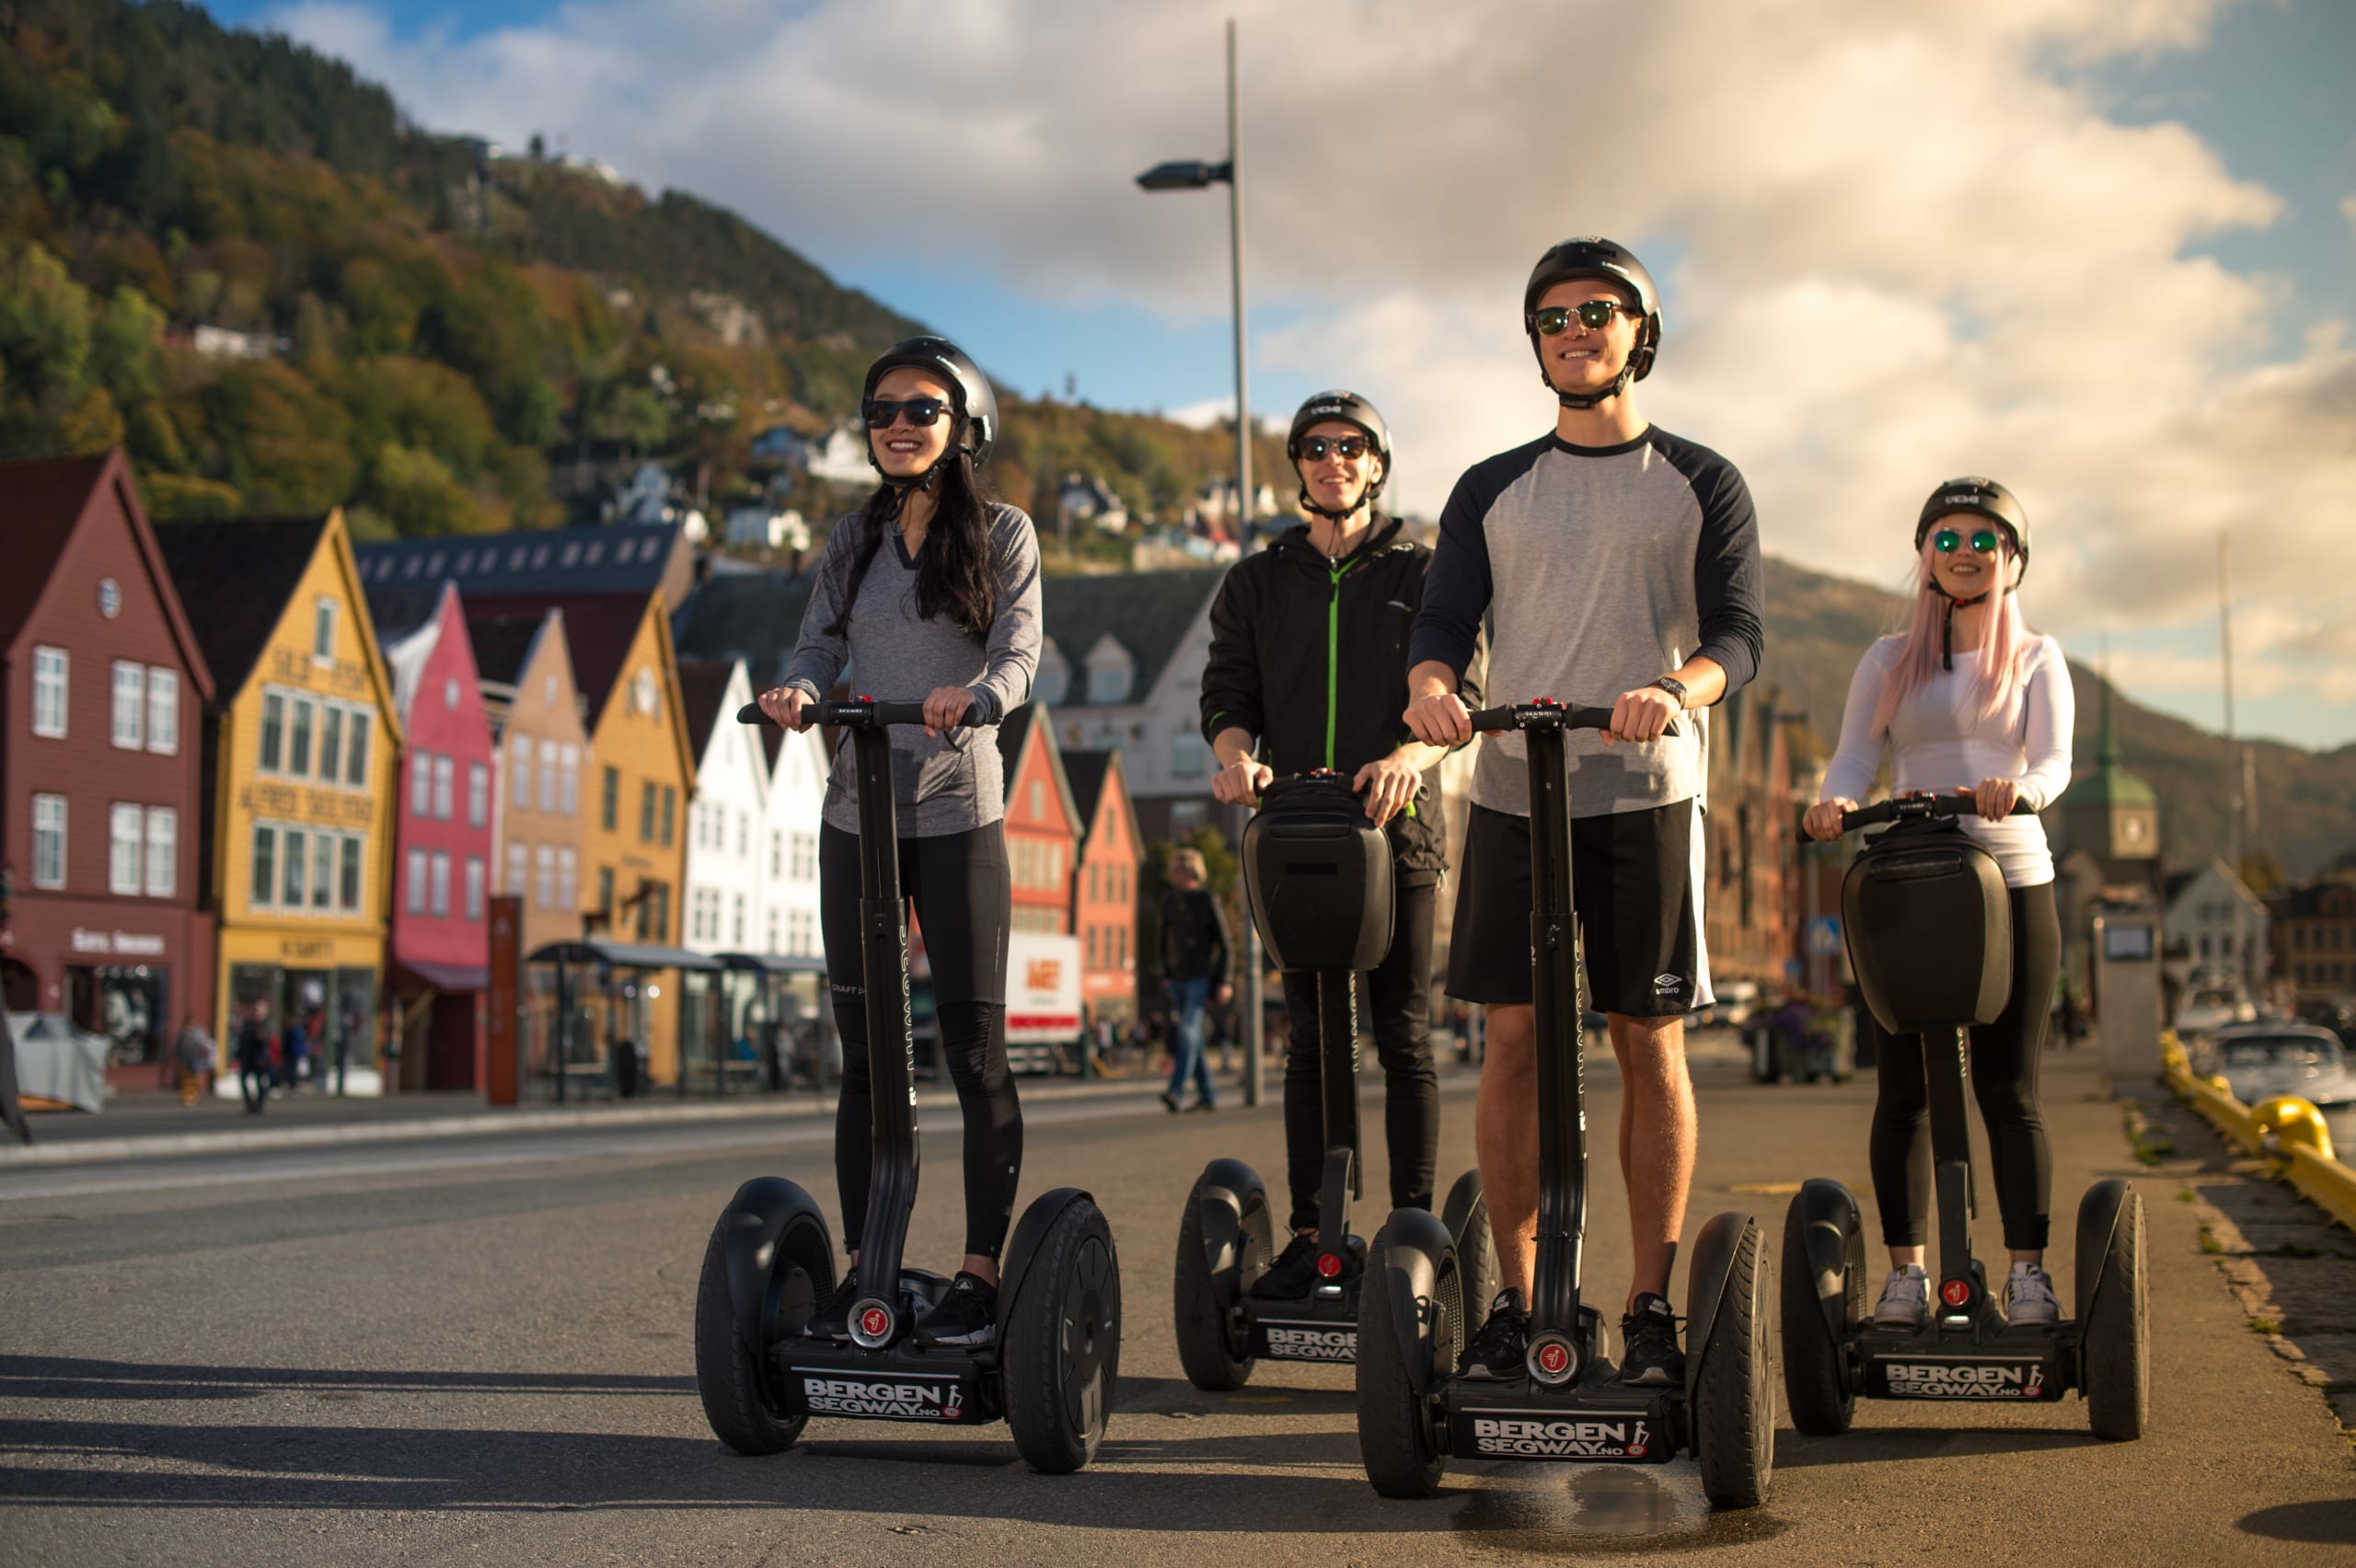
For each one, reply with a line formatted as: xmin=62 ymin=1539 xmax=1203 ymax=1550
xmin=1200 ymin=390 xmax=1485 ymax=1300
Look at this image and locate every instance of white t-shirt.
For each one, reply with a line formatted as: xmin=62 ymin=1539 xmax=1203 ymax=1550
xmin=1819 ymin=634 xmax=2075 ymax=888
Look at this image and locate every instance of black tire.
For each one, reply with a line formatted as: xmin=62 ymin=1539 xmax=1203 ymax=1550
xmin=1354 ymin=1226 xmax=1461 ymax=1499
xmin=1003 ymin=1198 xmax=1122 ymax=1474
xmin=1779 ymin=1195 xmax=1858 ymax=1435
xmin=1172 ymin=1176 xmax=1270 ymax=1390
xmin=1440 ymin=1170 xmax=1500 ymax=1327
xmin=693 ymin=1207 xmax=829 ymax=1455
xmin=2084 ymin=1189 xmax=2149 ymax=1441
xmin=1694 ymin=1218 xmax=1773 ymax=1509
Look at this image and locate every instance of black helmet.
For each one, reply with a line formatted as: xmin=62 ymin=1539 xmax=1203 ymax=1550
xmin=1915 ymin=476 xmax=2029 ymax=585
xmin=862 ymin=336 xmax=999 ymax=470
xmin=1522 ymin=237 xmax=1662 ymax=407
xmin=1286 ymin=390 xmax=1391 ymax=519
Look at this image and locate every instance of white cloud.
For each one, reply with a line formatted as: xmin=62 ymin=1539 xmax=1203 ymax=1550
xmin=259 ymin=0 xmax=2356 ymax=742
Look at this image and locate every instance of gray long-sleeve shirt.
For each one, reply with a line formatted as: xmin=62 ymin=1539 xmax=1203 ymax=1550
xmin=782 ymin=502 xmax=1043 ymax=836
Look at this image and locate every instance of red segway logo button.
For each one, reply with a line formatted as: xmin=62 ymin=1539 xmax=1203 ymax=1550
xmin=1940 ymin=1280 xmax=1972 ymax=1308
xmin=1537 ymin=1343 xmax=1571 ymax=1376
xmin=1626 ymin=1442 xmax=1647 ymax=1458
xmin=860 ymin=1307 xmax=890 ymax=1338
xmin=1316 ymin=1253 xmax=1343 ymax=1279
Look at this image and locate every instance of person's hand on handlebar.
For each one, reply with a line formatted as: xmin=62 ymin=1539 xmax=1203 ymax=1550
xmin=1354 ymin=752 xmax=1421 ymax=828
xmin=1210 ymin=755 xmax=1272 ymax=807
xmin=1602 ymin=683 xmax=1680 ymax=746
xmin=921 ymin=686 xmax=976 ymax=737
xmin=1803 ymin=797 xmax=1858 ymax=842
xmin=1958 ymin=777 xmax=2021 ymax=821
xmin=757 ymin=686 xmax=813 ymax=732
xmin=1403 ymin=689 xmax=1472 ymax=747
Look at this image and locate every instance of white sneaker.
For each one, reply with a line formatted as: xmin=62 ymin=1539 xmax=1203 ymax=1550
xmin=1873 ymin=1265 xmax=1929 ymax=1327
xmin=2004 ymin=1262 xmax=2061 ymax=1326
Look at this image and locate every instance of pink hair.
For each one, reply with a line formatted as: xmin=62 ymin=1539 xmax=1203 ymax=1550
xmin=1870 ymin=530 xmax=2031 ymax=734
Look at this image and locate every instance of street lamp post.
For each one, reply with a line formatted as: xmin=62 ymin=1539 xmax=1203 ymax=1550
xmin=1138 ymin=16 xmax=1262 ymax=1107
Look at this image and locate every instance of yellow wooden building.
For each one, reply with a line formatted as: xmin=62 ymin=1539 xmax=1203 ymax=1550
xmin=156 ymin=511 xmax=403 ymax=1087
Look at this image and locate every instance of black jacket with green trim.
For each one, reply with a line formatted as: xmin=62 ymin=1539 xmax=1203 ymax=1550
xmin=1198 ymin=514 xmax=1485 ymax=884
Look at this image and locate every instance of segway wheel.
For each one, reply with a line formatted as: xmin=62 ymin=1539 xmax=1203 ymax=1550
xmin=693 ymin=1204 xmax=830 ymax=1455
xmin=1780 ymin=1193 xmax=1859 ymax=1435
xmin=1440 ymin=1169 xmax=1500 ymax=1328
xmin=1693 ymin=1216 xmax=1773 ymax=1509
xmin=1354 ymin=1222 xmax=1461 ymax=1499
xmin=1172 ymin=1173 xmax=1272 ymax=1390
xmin=2083 ymin=1187 xmax=2149 ymax=1442
xmin=1003 ymin=1196 xmax=1122 ymax=1474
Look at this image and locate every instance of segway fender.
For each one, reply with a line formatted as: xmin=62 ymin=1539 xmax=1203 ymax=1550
xmin=1793 ymin=1178 xmax=1864 ymax=1345
xmin=720 ymin=1176 xmax=831 ymax=1355
xmin=1190 ymin=1158 xmax=1267 ymax=1282
xmin=2073 ymin=1177 xmax=2133 ymax=1323
xmin=1682 ymin=1209 xmax=1753 ymax=1397
xmin=1001 ymin=1186 xmax=1095 ymax=1320
xmin=1375 ymin=1207 xmax=1454 ymax=1392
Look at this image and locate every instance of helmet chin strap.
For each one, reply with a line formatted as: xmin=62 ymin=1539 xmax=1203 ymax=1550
xmin=1297 ymin=480 xmax=1369 ymax=524
xmin=1930 ymin=582 xmax=1993 ymax=672
xmin=1547 ymin=362 xmax=1636 ymax=411
xmin=866 ymin=418 xmax=962 ymax=490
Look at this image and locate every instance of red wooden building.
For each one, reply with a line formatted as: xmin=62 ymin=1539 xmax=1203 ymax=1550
xmin=0 ymin=451 xmax=218 ymax=1078
xmin=1061 ymin=748 xmax=1142 ymax=1031
xmin=997 ymin=706 xmax=1080 ymax=935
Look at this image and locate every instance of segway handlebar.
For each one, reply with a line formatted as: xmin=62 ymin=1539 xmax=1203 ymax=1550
xmin=1838 ymin=791 xmax=2038 ymax=833
xmin=1465 ymin=698 xmax=1681 ymax=740
xmin=735 ymin=698 xmax=985 ymax=731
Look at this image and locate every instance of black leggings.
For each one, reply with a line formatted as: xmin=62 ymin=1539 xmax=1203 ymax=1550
xmin=819 ymin=822 xmax=1022 ymax=1262
xmin=1868 ymin=880 xmax=2060 ymax=1252
xmin=1279 ymin=877 xmax=1439 ymax=1233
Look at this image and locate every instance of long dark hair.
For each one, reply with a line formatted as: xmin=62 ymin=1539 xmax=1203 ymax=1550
xmin=825 ymin=448 xmax=1000 ymax=640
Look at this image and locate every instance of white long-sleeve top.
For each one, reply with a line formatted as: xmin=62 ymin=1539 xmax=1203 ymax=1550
xmin=1819 ymin=633 xmax=2075 ymax=888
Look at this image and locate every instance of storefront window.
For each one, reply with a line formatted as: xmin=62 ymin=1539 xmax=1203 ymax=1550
xmin=145 ymin=808 xmax=176 ymax=898
xmin=146 ymin=669 xmax=179 ymax=755
xmin=319 ymin=704 xmax=343 ymax=781
xmin=312 ymin=834 xmax=334 ymax=910
xmin=112 ymin=661 xmax=145 ymax=748
xmin=345 ymin=709 xmax=370 ymax=786
xmin=260 ymin=692 xmax=285 ymax=771
xmin=289 ymin=697 xmax=314 ymax=776
xmin=341 ymin=836 xmax=363 ymax=911
xmin=32 ymin=647 xmax=68 ymax=737
xmin=33 ymin=794 xmax=67 ymax=887
xmin=110 ymin=803 xmax=143 ymax=894
xmin=283 ymin=827 xmax=307 ymax=906
xmin=251 ymin=824 xmax=276 ymax=905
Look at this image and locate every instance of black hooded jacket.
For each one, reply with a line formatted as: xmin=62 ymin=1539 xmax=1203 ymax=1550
xmin=1199 ymin=514 xmax=1484 ymax=884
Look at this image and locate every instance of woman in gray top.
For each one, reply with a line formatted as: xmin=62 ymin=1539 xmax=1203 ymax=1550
xmin=757 ymin=336 xmax=1042 ymax=1347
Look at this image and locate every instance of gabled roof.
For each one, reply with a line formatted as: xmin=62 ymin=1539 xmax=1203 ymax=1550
xmin=153 ymin=513 xmax=336 ymax=698
xmin=676 ymin=657 xmax=740 ymax=766
xmin=1063 ymin=748 xmax=1114 ymax=825
xmin=461 ymin=592 xmax=653 ymax=720
xmin=0 ymin=450 xmax=216 ymax=703
xmin=669 ymin=569 xmax=817 ymax=685
xmin=1036 ymin=569 xmax=1225 ymax=706
xmin=997 ymin=702 xmax=1080 ymax=831
xmin=465 ymin=605 xmax=561 ymax=689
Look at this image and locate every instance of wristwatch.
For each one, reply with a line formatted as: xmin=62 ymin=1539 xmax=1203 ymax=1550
xmin=1651 ymin=675 xmax=1688 ymax=708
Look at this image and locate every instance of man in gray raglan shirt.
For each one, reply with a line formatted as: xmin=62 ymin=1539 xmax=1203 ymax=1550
xmin=1403 ymin=238 xmax=1764 ymax=1389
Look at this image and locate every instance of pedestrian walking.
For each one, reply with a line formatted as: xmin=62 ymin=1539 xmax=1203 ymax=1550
xmin=235 ymin=1001 xmax=272 ymax=1113
xmin=0 ymin=1005 xmax=33 ymax=1146
xmin=1159 ymin=847 xmax=1230 ymax=1113
xmin=176 ymin=1019 xmax=215 ymax=1108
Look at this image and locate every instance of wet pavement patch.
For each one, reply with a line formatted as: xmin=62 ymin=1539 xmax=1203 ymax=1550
xmin=1452 ymin=1462 xmax=1790 ymax=1554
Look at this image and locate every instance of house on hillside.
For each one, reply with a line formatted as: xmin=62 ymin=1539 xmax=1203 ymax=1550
xmin=723 ymin=504 xmax=807 ymax=553
xmin=0 ymin=451 xmax=218 ymax=1081
xmin=1062 ymin=748 xmax=1141 ymax=1032
xmin=750 ymin=425 xmax=812 ymax=467
xmin=1057 ymin=472 xmax=1129 ymax=538
xmin=2164 ymin=859 xmax=2269 ymax=1002
xmin=805 ymin=425 xmax=874 ymax=486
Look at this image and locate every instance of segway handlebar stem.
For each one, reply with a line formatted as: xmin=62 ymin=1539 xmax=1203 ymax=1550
xmin=1838 ymin=791 xmax=2037 ymax=834
xmin=1467 ymin=698 xmax=1682 ymax=739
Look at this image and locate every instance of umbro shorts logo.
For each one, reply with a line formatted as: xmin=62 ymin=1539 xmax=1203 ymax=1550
xmin=1653 ymin=973 xmax=1683 ymax=992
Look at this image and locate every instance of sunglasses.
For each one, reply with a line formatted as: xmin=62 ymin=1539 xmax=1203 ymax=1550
xmin=1532 ymin=300 xmax=1637 ymax=336
xmin=1934 ymin=527 xmax=2004 ymax=556
xmin=1299 ymin=434 xmax=1372 ymax=462
xmin=862 ymin=397 xmax=950 ymax=429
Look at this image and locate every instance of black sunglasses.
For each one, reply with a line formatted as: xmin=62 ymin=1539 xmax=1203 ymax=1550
xmin=1934 ymin=527 xmax=2004 ymax=556
xmin=1299 ymin=434 xmax=1372 ymax=462
xmin=862 ymin=397 xmax=950 ymax=429
xmin=1533 ymin=300 xmax=1637 ymax=336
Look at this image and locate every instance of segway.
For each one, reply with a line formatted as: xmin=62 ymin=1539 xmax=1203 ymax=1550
xmin=1354 ymin=700 xmax=1773 ymax=1509
xmin=1171 ymin=771 xmax=1498 ymax=1387
xmin=1781 ymin=791 xmax=2147 ymax=1441
xmin=693 ymin=698 xmax=1121 ymax=1472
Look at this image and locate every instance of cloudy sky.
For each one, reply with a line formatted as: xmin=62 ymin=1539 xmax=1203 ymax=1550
xmin=221 ymin=0 xmax=2355 ymax=751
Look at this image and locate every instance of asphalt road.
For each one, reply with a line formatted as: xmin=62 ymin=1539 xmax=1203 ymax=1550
xmin=4 ymin=1045 xmax=2351 ymax=1565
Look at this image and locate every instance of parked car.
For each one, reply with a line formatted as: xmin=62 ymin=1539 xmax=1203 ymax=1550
xmin=2200 ymin=1022 xmax=2356 ymax=1117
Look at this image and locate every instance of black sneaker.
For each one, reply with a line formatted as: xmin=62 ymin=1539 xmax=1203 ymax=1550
xmin=1620 ymin=1292 xmax=1685 ymax=1387
xmin=1251 ymin=1233 xmax=1321 ymax=1300
xmin=916 ymin=1272 xmax=999 ymax=1346
xmin=1457 ymin=1288 xmax=1530 ymax=1380
xmin=804 ymin=1266 xmax=860 ymax=1340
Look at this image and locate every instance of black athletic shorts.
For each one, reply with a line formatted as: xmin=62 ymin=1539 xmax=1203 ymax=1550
xmin=1446 ymin=799 xmax=1711 ymax=1017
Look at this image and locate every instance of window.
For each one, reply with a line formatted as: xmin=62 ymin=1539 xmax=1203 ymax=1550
xmin=513 ymin=736 xmax=534 ymax=809
xmin=288 ymin=698 xmax=314 ymax=776
xmin=544 ymin=672 xmax=558 ymax=709
xmin=767 ymin=908 xmax=780 ymax=955
xmin=770 ymin=830 xmax=784 ymax=878
xmin=641 ymin=780 xmax=657 ymax=843
xmin=283 ymin=828 xmax=307 ymax=906
xmin=340 ymin=836 xmax=362 ymax=910
xmin=250 ymin=824 xmax=275 ymax=905
xmin=1172 ymin=729 xmax=1207 ymax=778
xmin=31 ymin=794 xmax=67 ymax=887
xmin=468 ymin=764 xmax=490 ymax=827
xmin=602 ymin=767 xmax=621 ymax=831
xmin=313 ymin=597 xmax=338 ymax=660
xmin=557 ymin=847 xmax=577 ymax=912
xmin=445 ymin=676 xmax=460 ymax=711
xmin=410 ymin=752 xmax=433 ymax=816
xmin=1089 ymin=863 xmax=1101 ymax=902
xmin=147 ymin=663 xmax=179 ymax=753
xmin=1087 ymin=927 xmax=1100 ymax=967
xmin=466 ymin=857 xmax=485 ymax=920
xmin=31 ymin=648 xmax=68 ymax=737
xmin=345 ymin=709 xmax=370 ymax=785
xmin=509 ymin=842 xmax=529 ymax=900
xmin=790 ymin=832 xmax=816 ymax=882
xmin=145 ymin=807 xmax=176 ymax=897
xmin=430 ymin=852 xmax=450 ymax=917
xmin=112 ymin=662 xmax=145 ymax=748
xmin=433 ymin=755 xmax=454 ymax=821
xmin=536 ymin=846 xmax=556 ymax=910
xmin=1117 ymin=927 xmax=1129 ymax=968
xmin=661 ymin=786 xmax=676 ymax=847
xmin=738 ymin=813 xmax=750 ymax=858
xmin=312 ymin=834 xmax=332 ymax=909
xmin=560 ymin=744 xmax=580 ymax=814
xmin=110 ymin=803 xmax=144 ymax=894
xmin=1030 ymin=780 xmax=1045 ymax=820
xmin=732 ymin=893 xmax=746 ymax=947
xmin=407 ymin=849 xmax=428 ymax=915
xmin=260 ymin=693 xmax=286 ymax=770
xmin=648 ymin=883 xmax=670 ymax=942
xmin=318 ymin=703 xmax=343 ymax=781
xmin=538 ymin=744 xmax=558 ymax=812
xmin=597 ymin=867 xmax=615 ymax=919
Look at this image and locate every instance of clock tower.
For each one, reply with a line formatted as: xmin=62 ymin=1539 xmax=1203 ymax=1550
xmin=2054 ymin=677 xmax=2160 ymax=891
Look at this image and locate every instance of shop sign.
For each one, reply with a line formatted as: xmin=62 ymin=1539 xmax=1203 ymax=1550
xmin=280 ymin=939 xmax=337 ymax=962
xmin=70 ymin=928 xmax=167 ymax=957
xmin=237 ymin=782 xmax=375 ymax=829
xmin=266 ymin=645 xmax=371 ymax=698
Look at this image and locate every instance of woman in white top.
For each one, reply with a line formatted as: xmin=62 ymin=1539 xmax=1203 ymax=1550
xmin=1804 ymin=476 xmax=2075 ymax=1330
